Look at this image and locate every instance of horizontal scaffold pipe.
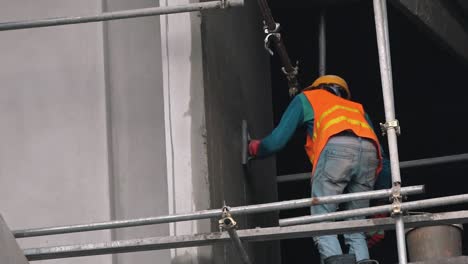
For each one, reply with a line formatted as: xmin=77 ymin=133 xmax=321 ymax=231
xmin=0 ymin=0 xmax=243 ymax=32
xmin=23 ymin=210 xmax=468 ymax=261
xmin=277 ymin=153 xmax=468 ymax=183
xmin=280 ymin=193 xmax=468 ymax=227
xmin=13 ymin=185 xmax=424 ymax=238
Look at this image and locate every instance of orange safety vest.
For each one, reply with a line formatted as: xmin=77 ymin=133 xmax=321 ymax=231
xmin=303 ymin=89 xmax=382 ymax=176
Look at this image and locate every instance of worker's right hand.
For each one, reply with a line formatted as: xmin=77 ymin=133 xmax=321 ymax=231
xmin=248 ymin=140 xmax=261 ymax=157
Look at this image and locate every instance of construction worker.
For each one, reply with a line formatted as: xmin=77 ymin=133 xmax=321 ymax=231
xmin=249 ymin=75 xmax=387 ymax=264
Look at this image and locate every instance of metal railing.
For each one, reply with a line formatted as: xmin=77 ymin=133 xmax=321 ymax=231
xmin=277 ymin=153 xmax=468 ymax=183
xmin=13 ymin=186 xmax=424 ymax=238
xmin=21 ymin=208 xmax=468 ymax=261
xmin=280 ymin=194 xmax=468 ymax=226
xmin=0 ymin=0 xmax=243 ymax=31
xmin=14 ymin=185 xmax=468 ymax=262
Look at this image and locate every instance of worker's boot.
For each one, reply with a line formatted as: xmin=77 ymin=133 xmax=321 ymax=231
xmin=324 ymin=254 xmax=356 ymax=264
xmin=356 ymin=260 xmax=379 ymax=264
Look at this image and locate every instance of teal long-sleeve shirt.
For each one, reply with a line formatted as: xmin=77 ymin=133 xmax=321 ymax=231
xmin=258 ymin=93 xmax=391 ymax=188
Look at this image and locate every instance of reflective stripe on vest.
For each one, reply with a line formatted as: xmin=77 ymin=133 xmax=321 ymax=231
xmin=303 ymin=89 xmax=382 ymax=176
xmin=314 ymin=116 xmax=372 ymax=140
xmin=316 ymin=105 xmax=363 ymax=129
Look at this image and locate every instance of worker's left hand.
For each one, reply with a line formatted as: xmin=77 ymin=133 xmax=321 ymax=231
xmin=248 ymin=140 xmax=261 ymax=157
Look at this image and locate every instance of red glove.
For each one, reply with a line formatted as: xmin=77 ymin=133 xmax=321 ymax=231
xmin=248 ymin=140 xmax=261 ymax=157
xmin=366 ymin=213 xmax=388 ymax=248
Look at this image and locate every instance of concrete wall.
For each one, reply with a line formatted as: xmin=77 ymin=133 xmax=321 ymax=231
xmin=160 ymin=0 xmax=212 ymax=263
xmin=0 ymin=216 xmax=29 ymax=264
xmin=0 ymin=0 xmax=172 ymax=263
xmin=0 ymin=1 xmax=273 ymax=264
xmin=0 ymin=0 xmax=211 ymax=263
xmin=0 ymin=1 xmax=112 ymax=264
xmin=201 ymin=1 xmax=281 ymax=263
xmin=103 ymin=0 xmax=171 ymax=263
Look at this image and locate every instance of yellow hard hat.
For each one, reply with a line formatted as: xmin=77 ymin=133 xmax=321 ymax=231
xmin=307 ymin=75 xmax=351 ymax=99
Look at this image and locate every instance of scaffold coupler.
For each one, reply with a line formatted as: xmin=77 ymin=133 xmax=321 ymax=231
xmin=219 ymin=204 xmax=253 ymax=264
xmin=380 ymin=119 xmax=401 ymax=136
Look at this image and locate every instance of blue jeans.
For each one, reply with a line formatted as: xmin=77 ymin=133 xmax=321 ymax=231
xmin=311 ymin=135 xmax=379 ymax=263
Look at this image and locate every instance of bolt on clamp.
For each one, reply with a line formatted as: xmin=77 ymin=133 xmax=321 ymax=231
xmin=380 ymin=119 xmax=401 ymax=136
xmin=288 ymin=87 xmax=299 ymax=97
xmin=282 ymin=61 xmax=300 ymax=96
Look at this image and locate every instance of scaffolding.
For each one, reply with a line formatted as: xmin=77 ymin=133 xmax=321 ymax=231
xmin=277 ymin=153 xmax=468 ymax=183
xmin=0 ymin=0 xmax=244 ymax=31
xmin=1 ymin=0 xmax=468 ymax=263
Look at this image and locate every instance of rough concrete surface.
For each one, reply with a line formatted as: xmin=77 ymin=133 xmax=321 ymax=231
xmin=201 ymin=0 xmax=281 ymax=263
xmin=103 ymin=0 xmax=171 ymax=263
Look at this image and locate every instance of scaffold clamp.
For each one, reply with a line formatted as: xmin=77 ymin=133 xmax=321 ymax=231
xmin=219 ymin=205 xmax=237 ymax=231
xmin=264 ymin=33 xmax=281 ymax=56
xmin=282 ymin=61 xmax=300 ymax=97
xmin=263 ymin=21 xmax=281 ymax=56
xmin=281 ymin=61 xmax=299 ymax=77
xmin=380 ymin=119 xmax=401 ymax=136
xmin=391 ymin=200 xmax=402 ymax=216
xmin=391 ymin=187 xmax=403 ymax=216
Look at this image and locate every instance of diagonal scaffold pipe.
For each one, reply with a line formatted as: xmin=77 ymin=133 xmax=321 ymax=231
xmin=256 ymin=0 xmax=300 ymax=96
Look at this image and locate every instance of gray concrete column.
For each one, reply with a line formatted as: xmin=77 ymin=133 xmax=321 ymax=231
xmin=103 ymin=0 xmax=171 ymax=264
xmin=0 ymin=1 xmax=112 ymax=264
xmin=201 ymin=0 xmax=281 ymax=263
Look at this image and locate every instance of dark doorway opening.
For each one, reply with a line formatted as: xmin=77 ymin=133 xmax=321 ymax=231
xmin=267 ymin=1 xmax=468 ymax=263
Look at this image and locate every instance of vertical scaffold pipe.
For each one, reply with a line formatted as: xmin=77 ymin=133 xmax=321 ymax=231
xmin=256 ymin=0 xmax=300 ymax=96
xmin=381 ymin=0 xmax=395 ymax=110
xmin=372 ymin=0 xmax=407 ymax=263
xmin=318 ymin=9 xmax=326 ymax=76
